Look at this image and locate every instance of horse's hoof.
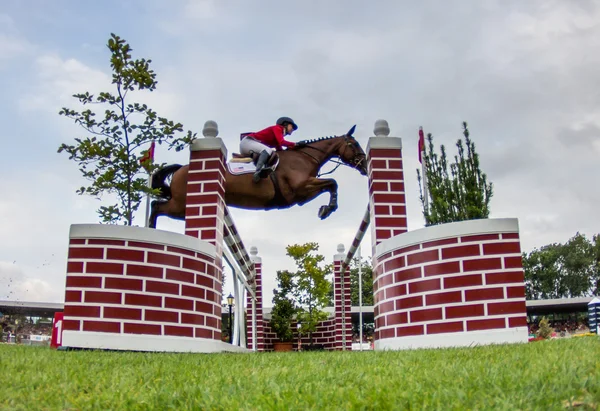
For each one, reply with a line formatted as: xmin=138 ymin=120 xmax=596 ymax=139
xmin=318 ymin=206 xmax=331 ymax=219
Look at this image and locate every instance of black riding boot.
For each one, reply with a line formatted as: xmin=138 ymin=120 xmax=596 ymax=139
xmin=253 ymin=150 xmax=270 ymax=183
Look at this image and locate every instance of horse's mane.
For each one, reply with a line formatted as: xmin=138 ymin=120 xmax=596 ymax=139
xmin=297 ymin=135 xmax=341 ymax=145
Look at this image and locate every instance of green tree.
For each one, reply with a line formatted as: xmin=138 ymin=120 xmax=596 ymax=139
xmin=416 ymin=122 xmax=493 ymax=226
xmin=286 ymin=242 xmax=332 ymax=346
xmin=270 ymin=270 xmax=297 ymax=342
xmin=58 ymin=33 xmax=196 ymax=225
xmin=523 ymin=232 xmax=598 ymax=299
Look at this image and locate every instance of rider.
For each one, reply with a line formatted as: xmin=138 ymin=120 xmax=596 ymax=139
xmin=240 ymin=117 xmax=298 ymax=183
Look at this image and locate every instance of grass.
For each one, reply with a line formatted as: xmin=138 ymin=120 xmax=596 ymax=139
xmin=1 ymin=337 xmax=599 ymax=410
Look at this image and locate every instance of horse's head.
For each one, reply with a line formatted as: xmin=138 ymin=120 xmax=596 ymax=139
xmin=336 ymin=125 xmax=368 ymax=176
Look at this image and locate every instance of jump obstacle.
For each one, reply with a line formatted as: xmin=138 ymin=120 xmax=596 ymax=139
xmin=57 ymin=119 xmax=529 ymax=353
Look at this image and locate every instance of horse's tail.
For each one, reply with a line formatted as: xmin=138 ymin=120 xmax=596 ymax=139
xmin=151 ymin=164 xmax=182 ymax=199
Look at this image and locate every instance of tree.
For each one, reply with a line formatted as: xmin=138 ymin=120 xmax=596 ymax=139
xmin=523 ymin=232 xmax=599 ymax=300
xmin=286 ymin=242 xmax=332 ymax=347
xmin=270 ymin=270 xmax=296 ymax=342
xmin=416 ymin=122 xmax=493 ymax=226
xmin=349 ymin=256 xmax=374 ymax=307
xmin=58 ymin=33 xmax=196 ymax=225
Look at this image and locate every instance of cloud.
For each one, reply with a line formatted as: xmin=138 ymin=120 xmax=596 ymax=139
xmin=0 ymin=261 xmax=63 ymax=303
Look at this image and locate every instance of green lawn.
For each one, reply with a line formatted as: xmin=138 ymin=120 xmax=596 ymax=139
xmin=1 ymin=337 xmax=598 ymax=410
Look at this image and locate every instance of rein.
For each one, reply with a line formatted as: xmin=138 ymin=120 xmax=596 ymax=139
xmin=295 ymin=138 xmax=363 ymax=177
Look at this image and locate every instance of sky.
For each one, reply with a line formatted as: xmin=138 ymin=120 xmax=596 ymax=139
xmin=1 ymin=0 xmax=599 ymax=308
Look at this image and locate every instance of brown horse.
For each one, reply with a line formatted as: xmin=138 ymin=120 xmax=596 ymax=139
xmin=148 ymin=125 xmax=368 ymax=228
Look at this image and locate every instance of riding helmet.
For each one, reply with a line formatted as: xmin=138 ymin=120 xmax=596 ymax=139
xmin=276 ymin=116 xmax=298 ymax=130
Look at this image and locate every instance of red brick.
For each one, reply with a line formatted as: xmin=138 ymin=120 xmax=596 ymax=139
xmin=485 ymin=271 xmax=524 ymax=285
xmin=385 ymin=284 xmax=407 ymax=299
xmin=164 ymin=325 xmax=194 ymax=337
xmin=410 ymin=308 xmax=443 ymax=323
xmin=201 ymin=205 xmax=218 ymax=216
xmin=424 ymin=261 xmax=461 ymax=277
xmin=426 ymin=291 xmax=462 ymax=306
xmin=502 ymin=233 xmax=520 ymax=240
xmin=203 ymin=182 xmax=221 ymax=192
xmin=64 ymin=305 xmax=100 ymax=318
xmin=145 ymin=309 xmax=179 ymax=323
xmin=380 ymin=328 xmax=396 ymax=338
xmin=427 ymin=321 xmax=464 ymax=334
xmin=467 ymin=318 xmax=506 ymax=331
xmin=196 ymin=300 xmax=214 ymax=314
xmin=123 ymin=323 xmax=161 ymax=335
xmin=386 ymin=312 xmax=408 ymax=326
xmin=407 ymin=249 xmax=439 ymax=266
xmin=395 ymin=267 xmax=422 ymax=282
xmin=442 ymin=245 xmax=481 ymax=260
xmin=375 ymin=229 xmax=392 ymax=241
xmin=65 ymin=290 xmax=82 ymax=302
xmin=146 ymin=280 xmax=179 ymax=295
xmin=124 ymin=293 xmax=162 ymax=307
xmin=391 ymin=205 xmax=406 ymax=215
xmin=105 ymin=277 xmax=143 ymax=291
xmin=371 ymin=182 xmax=389 ymax=193
xmin=206 ymin=316 xmax=219 ymax=329
xmin=182 ymin=258 xmax=207 ymax=272
xmin=87 ymin=262 xmax=124 ymax=275
xmin=206 ymin=290 xmax=218 ymax=303
xmin=104 ymin=307 xmax=141 ymax=320
xmin=375 ymin=217 xmax=408 ymax=228
xmin=147 ymin=252 xmax=181 ymax=267
xmin=182 ymin=285 xmax=206 ymax=299
xmin=369 ymin=148 xmax=402 ymax=158
xmin=463 ymin=258 xmax=502 ymax=272
xmin=379 ymin=274 xmax=394 ymax=288
xmin=128 ymin=241 xmax=164 ymax=250
xmin=67 ymin=262 xmax=84 ymax=273
xmin=88 ymin=239 xmax=125 ymax=246
xmin=372 ymin=193 xmax=405 ymax=204
xmin=182 ymin=313 xmax=206 ymax=326
xmin=84 ymin=291 xmax=122 ymax=304
xmin=83 ymin=321 xmax=120 ymax=333
xmin=190 ymin=150 xmax=222 ymax=160
xmin=409 ymin=278 xmax=441 ymax=294
xmin=465 ymin=287 xmax=504 ymax=301
xmin=166 ymin=246 xmax=195 ymax=257
xmin=106 ymin=248 xmax=145 ymax=262
xmin=66 ymin=276 xmax=102 ymax=288
xmin=461 ymin=234 xmax=500 ymax=242
xmin=504 ymin=256 xmax=523 ymax=269
xmin=371 ymin=171 xmax=404 ymax=181
xmin=63 ymin=320 xmax=80 ymax=331
xmin=69 ymin=239 xmax=86 ymax=245
xmin=422 ymin=238 xmax=459 ymax=249
xmin=444 ymin=274 xmax=482 ymax=289
xmin=195 ymin=328 xmax=213 ymax=339
xmin=507 ymin=286 xmax=526 ymax=299
xmin=68 ymin=247 xmax=104 ymax=259
xmin=483 ymin=242 xmax=521 ymax=255
xmin=389 ymin=179 xmax=404 ymax=190
xmin=165 ymin=297 xmax=194 ymax=311
xmin=126 ymin=264 xmax=163 ymax=279
xmin=384 ymin=257 xmax=405 ymax=273
xmin=200 ymin=230 xmax=218 ymax=241
xmin=396 ymin=244 xmax=420 ymax=255
xmin=186 ymin=217 xmax=218 ymax=229
xmin=397 ymin=325 xmax=424 ymax=336
xmin=508 ymin=316 xmax=528 ymax=328
xmin=488 ymin=301 xmax=526 ymax=315
xmin=446 ymin=304 xmax=485 ymax=319
xmin=396 ymin=296 xmax=423 ymax=310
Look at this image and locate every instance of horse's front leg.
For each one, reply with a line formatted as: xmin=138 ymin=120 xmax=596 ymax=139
xmin=296 ymin=177 xmax=338 ymax=220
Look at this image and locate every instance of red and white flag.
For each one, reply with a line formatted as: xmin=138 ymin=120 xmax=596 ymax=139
xmin=418 ymin=126 xmax=425 ymax=164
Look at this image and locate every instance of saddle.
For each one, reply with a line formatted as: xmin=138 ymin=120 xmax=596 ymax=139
xmin=231 ymin=150 xmax=279 ymax=168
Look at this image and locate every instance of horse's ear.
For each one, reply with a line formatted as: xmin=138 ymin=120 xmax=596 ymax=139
xmin=347 ymin=125 xmax=356 ymax=137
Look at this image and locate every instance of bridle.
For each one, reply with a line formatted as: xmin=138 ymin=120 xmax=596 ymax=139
xmin=296 ymin=136 xmax=367 ymax=177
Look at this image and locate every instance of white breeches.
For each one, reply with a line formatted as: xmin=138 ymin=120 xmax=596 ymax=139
xmin=240 ymin=137 xmax=273 ymax=157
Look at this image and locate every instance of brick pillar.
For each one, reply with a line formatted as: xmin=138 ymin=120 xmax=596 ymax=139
xmin=246 ymin=246 xmax=265 ymax=351
xmin=367 ymin=119 xmax=407 ymax=255
xmin=184 ymin=120 xmax=227 ymax=341
xmin=334 ymin=244 xmax=352 ymax=350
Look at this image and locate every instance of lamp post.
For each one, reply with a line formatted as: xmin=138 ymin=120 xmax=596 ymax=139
xmin=227 ymin=293 xmax=234 ymax=344
xmin=357 ymin=246 xmax=363 ymax=351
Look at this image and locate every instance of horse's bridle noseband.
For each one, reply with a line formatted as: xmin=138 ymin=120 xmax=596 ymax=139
xmin=297 ymin=136 xmax=366 ymax=177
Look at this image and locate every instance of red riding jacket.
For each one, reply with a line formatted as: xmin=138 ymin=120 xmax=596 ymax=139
xmin=248 ymin=125 xmax=296 ymax=151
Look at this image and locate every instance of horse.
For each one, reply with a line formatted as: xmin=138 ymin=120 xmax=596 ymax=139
xmin=148 ymin=125 xmax=368 ymax=229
